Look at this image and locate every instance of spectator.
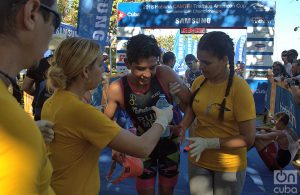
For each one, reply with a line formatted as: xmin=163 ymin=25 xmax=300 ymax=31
xmin=0 ymin=0 xmax=59 ymax=194
xmin=292 ymin=59 xmax=300 ymax=81
xmin=255 ymin=112 xmax=299 ymax=170
xmin=235 ymin=61 xmax=245 ymax=78
xmin=285 ymin=49 xmax=298 ymax=77
xmin=42 ymin=37 xmax=173 ymax=195
xmin=22 ymin=33 xmax=66 ymax=120
xmin=23 ymin=56 xmax=52 ymax=119
xmin=162 ymin=51 xmax=176 ymax=69
xmin=271 ymin=61 xmax=288 ymax=81
xmin=185 ymin=54 xmax=202 ymax=87
xmin=281 ymin=50 xmax=288 ymax=66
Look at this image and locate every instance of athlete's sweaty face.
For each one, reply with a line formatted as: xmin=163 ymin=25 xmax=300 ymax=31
xmin=130 ymin=56 xmax=159 ymax=86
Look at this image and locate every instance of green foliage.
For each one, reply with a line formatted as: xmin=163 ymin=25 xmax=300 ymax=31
xmin=57 ymin=0 xmax=79 ymax=27
xmin=156 ymin=35 xmax=175 ymax=52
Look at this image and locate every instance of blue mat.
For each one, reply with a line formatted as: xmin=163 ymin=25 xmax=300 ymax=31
xmin=99 ymin=117 xmax=300 ymax=195
xmin=99 ymin=146 xmax=300 ymax=195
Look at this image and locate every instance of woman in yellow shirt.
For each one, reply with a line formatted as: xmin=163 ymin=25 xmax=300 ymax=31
xmin=176 ymin=31 xmax=256 ymax=195
xmin=41 ymin=37 xmax=173 ymax=195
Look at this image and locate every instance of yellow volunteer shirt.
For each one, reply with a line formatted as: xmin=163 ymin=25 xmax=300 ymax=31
xmin=190 ymin=75 xmax=256 ymax=172
xmin=0 ymin=81 xmax=54 ymax=195
xmin=42 ymin=90 xmax=121 ymax=195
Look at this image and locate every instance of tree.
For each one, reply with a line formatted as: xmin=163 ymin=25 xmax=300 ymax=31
xmin=156 ymin=35 xmax=175 ymax=52
xmin=57 ymin=0 xmax=79 ymax=26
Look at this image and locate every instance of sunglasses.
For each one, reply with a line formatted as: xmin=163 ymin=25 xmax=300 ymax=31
xmin=40 ymin=3 xmax=61 ymax=31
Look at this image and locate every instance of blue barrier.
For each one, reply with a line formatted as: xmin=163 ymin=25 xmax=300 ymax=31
xmin=265 ymin=81 xmax=272 ymax=111
xmin=246 ymin=79 xmax=268 ymax=115
xmin=274 ymin=85 xmax=300 ymax=137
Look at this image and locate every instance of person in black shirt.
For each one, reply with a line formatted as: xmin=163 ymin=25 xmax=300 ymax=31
xmin=22 ymin=56 xmax=51 ymax=120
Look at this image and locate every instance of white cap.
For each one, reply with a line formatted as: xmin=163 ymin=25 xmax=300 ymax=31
xmin=103 ymin=52 xmax=108 ymax=56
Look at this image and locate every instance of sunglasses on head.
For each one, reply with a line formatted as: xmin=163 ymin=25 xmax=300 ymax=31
xmin=40 ymin=3 xmax=61 ymax=31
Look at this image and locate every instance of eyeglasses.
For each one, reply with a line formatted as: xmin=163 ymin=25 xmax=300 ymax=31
xmin=40 ymin=3 xmax=61 ymax=31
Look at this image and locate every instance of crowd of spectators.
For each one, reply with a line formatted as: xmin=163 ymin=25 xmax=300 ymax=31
xmin=267 ymin=49 xmax=300 ymax=104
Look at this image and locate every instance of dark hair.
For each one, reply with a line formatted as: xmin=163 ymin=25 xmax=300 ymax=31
xmin=192 ymin=31 xmax=235 ymax=121
xmin=287 ymin=49 xmax=298 ymax=63
xmin=281 ymin=50 xmax=288 ymax=57
xmin=273 ymin=61 xmax=283 ymax=67
xmin=185 ymin=54 xmax=197 ymax=63
xmin=126 ymin=34 xmax=161 ymax=64
xmin=162 ymin=52 xmax=175 ymax=64
xmin=273 ymin=61 xmax=289 ymax=77
xmin=294 ymin=59 xmax=300 ymax=66
xmin=0 ymin=0 xmax=54 ymax=35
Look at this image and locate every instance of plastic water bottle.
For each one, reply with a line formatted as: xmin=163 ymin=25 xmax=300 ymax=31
xmin=155 ymin=94 xmax=171 ymax=137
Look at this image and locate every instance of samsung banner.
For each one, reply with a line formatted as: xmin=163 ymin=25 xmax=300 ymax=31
xmin=55 ymin=23 xmax=77 ymax=37
xmin=118 ymin=1 xmax=275 ymax=28
xmin=77 ymin=0 xmax=113 ymax=52
xmin=275 ymin=86 xmax=300 ymax=136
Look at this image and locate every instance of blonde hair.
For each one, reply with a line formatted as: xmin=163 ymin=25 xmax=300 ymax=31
xmin=47 ymin=37 xmax=101 ymax=89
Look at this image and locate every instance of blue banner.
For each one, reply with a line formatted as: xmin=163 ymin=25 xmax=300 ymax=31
xmin=118 ymin=1 xmax=275 ymax=28
xmin=77 ymin=0 xmax=113 ymax=52
xmin=235 ymin=35 xmax=246 ymax=64
xmin=186 ymin=35 xmax=193 ymax=55
xmin=274 ymin=86 xmax=300 ymax=136
xmin=55 ymin=23 xmax=77 ymax=37
xmin=246 ymin=79 xmax=268 ymax=114
xmin=265 ymin=81 xmax=272 ymax=111
xmin=173 ymin=32 xmax=186 ymax=75
xmin=192 ymin=39 xmax=198 ymax=57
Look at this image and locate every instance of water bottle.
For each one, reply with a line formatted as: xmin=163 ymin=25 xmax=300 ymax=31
xmin=155 ymin=94 xmax=171 ymax=137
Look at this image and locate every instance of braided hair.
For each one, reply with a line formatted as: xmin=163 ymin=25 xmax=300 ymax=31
xmin=192 ymin=31 xmax=235 ymax=121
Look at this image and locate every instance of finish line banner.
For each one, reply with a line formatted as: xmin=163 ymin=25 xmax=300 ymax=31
xmin=118 ymin=1 xmax=275 ymax=28
xmin=77 ymin=0 xmax=113 ymax=52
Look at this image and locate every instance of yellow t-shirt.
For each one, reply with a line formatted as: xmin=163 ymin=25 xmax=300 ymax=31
xmin=190 ymin=75 xmax=256 ymax=172
xmin=41 ymin=90 xmax=121 ymax=195
xmin=0 ymin=81 xmax=54 ymax=195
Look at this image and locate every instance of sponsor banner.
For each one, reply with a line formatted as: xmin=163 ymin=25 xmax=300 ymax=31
xmin=117 ymin=27 xmax=142 ymax=37
xmin=116 ymin=40 xmax=128 ymax=51
xmin=186 ymin=35 xmax=193 ymax=56
xmin=246 ymin=79 xmax=268 ymax=114
xmin=265 ymin=81 xmax=272 ymax=111
xmin=180 ymin=27 xmax=206 ymax=34
xmin=235 ymin=35 xmax=247 ymax=64
xmin=247 ymin=27 xmax=275 ymax=39
xmin=55 ymin=23 xmax=77 ymax=37
xmin=116 ymin=53 xmax=126 ymax=64
xmin=77 ymin=0 xmax=113 ymax=52
xmin=246 ymin=54 xmax=273 ymax=66
xmin=116 ymin=65 xmax=129 ymax=73
xmin=246 ymin=40 xmax=274 ymax=53
xmin=118 ymin=1 xmax=275 ymax=28
xmin=116 ymin=27 xmax=142 ymax=73
xmin=274 ymin=85 xmax=300 ymax=136
xmin=192 ymin=39 xmax=198 ymax=57
xmin=173 ymin=31 xmax=187 ymax=76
